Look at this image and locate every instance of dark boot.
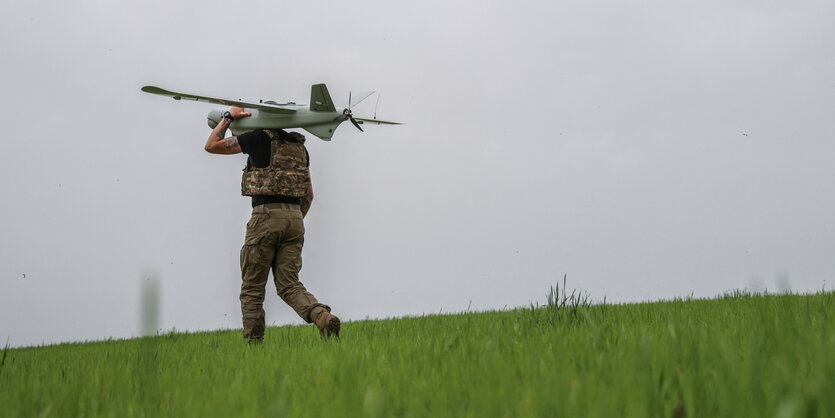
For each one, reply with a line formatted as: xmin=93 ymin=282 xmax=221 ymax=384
xmin=315 ymin=310 xmax=340 ymax=339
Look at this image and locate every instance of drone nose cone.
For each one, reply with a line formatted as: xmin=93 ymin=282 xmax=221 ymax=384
xmin=207 ymin=109 xmax=223 ymax=129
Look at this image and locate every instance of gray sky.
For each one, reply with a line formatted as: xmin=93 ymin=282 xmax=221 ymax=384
xmin=2 ymin=0 xmax=833 ymax=348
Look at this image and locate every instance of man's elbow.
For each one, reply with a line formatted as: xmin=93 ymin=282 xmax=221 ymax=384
xmin=204 ymin=143 xmax=217 ymax=154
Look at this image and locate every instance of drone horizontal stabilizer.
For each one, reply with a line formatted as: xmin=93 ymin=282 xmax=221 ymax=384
xmin=141 ymin=86 xmax=296 ymax=114
xmin=353 ymin=117 xmax=403 ymax=125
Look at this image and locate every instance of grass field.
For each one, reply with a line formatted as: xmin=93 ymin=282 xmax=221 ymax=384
xmin=1 ymin=287 xmax=833 ymax=417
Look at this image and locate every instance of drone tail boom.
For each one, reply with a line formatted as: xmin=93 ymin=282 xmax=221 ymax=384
xmin=302 ymin=122 xmax=342 ymax=141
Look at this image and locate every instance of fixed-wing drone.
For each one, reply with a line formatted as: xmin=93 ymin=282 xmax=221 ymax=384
xmin=140 ymin=84 xmax=401 ymax=141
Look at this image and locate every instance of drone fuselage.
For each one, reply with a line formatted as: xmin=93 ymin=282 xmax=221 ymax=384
xmin=208 ymin=107 xmax=345 ymax=141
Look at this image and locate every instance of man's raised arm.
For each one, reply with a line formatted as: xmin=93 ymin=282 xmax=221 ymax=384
xmin=204 ymin=106 xmax=251 ymax=154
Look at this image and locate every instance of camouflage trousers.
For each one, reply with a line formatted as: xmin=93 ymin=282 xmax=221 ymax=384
xmin=239 ymin=203 xmax=329 ymax=342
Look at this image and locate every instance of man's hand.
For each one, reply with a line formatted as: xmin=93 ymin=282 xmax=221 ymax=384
xmin=204 ymin=106 xmax=251 ymax=154
xmin=229 ymin=106 xmax=252 ymax=119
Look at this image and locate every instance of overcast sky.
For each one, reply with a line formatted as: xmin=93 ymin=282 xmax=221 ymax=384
xmin=1 ymin=0 xmax=833 ymax=348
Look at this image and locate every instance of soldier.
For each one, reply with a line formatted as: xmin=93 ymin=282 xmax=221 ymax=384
xmin=204 ymin=106 xmax=340 ymax=343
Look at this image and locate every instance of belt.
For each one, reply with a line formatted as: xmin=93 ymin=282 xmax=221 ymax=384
xmin=253 ymin=203 xmax=301 ymax=213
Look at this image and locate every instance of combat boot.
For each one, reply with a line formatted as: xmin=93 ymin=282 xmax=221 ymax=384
xmin=315 ymin=310 xmax=340 ymax=339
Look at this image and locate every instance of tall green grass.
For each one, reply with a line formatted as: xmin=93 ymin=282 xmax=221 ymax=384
xmin=1 ymin=287 xmax=833 ymax=417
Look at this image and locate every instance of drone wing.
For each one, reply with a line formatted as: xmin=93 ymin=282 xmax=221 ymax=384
xmin=141 ymin=86 xmax=296 ymax=114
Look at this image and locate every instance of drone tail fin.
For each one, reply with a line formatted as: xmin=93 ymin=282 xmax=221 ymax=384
xmin=309 ymin=84 xmax=336 ymax=112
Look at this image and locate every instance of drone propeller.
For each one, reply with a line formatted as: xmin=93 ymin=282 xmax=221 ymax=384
xmin=334 ymin=108 xmax=364 ymax=132
xmin=334 ymin=90 xmax=374 ymax=132
xmin=349 ymin=115 xmax=364 ymax=132
xmin=332 ymin=90 xmax=400 ymax=132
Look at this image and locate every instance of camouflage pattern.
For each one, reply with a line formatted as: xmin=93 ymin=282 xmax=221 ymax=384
xmin=241 ymin=130 xmax=311 ymax=198
xmin=240 ymin=204 xmax=330 ymax=342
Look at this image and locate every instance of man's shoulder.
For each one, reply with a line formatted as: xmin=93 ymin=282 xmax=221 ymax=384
xmin=286 ymin=131 xmax=306 ymax=144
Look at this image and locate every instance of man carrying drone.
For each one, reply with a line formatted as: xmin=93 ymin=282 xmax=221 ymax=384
xmin=204 ymin=106 xmax=340 ymax=343
xmin=142 ymin=82 xmax=400 ymax=342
